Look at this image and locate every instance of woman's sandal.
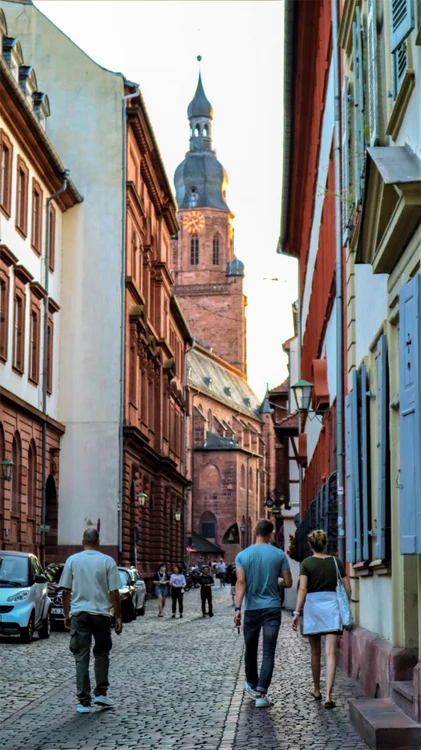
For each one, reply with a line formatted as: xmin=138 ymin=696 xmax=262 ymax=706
xmin=324 ymin=701 xmax=336 ymax=709
xmin=311 ymin=692 xmax=322 ymax=701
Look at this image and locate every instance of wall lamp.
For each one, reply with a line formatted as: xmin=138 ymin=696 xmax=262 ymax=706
xmin=137 ymin=492 xmax=147 ymax=507
xmin=291 ymin=379 xmax=330 ymax=423
xmin=1 ymin=459 xmax=13 ymax=482
xmin=175 ymin=509 xmax=182 ymax=522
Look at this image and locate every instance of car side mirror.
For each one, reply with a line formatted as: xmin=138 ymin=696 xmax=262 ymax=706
xmin=34 ymin=574 xmax=47 ymax=584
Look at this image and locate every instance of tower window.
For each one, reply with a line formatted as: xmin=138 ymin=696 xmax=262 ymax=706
xmin=212 ymin=234 xmax=220 ymax=265
xmin=189 ymin=186 xmax=198 ymax=207
xmin=203 ymin=124 xmax=209 ymax=137
xmin=190 ymin=235 xmax=199 ymax=265
xmin=194 ymin=123 xmax=200 ymax=137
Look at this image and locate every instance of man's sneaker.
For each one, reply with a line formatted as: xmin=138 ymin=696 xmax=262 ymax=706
xmin=244 ymin=681 xmax=258 ymax=699
xmin=76 ymin=704 xmax=90 ymax=714
xmin=94 ymin=696 xmax=113 ymax=708
xmin=255 ymin=695 xmax=273 ymax=708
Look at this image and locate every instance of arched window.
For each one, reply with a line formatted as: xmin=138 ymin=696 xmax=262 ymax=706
xmin=190 ymin=235 xmax=199 ymax=265
xmin=240 ymin=465 xmax=246 ymax=489
xmin=203 ymin=124 xmax=209 ymax=137
xmin=27 ymin=441 xmax=36 ymax=517
xmin=249 ymin=467 xmax=253 ymax=492
xmin=194 ymin=123 xmax=200 ymax=137
xmin=199 ymin=463 xmax=221 ymax=490
xmin=188 ymin=186 xmax=198 ymax=207
xmin=200 ymin=510 xmax=217 ymax=540
xmin=12 ymin=432 xmax=21 ymax=514
xmin=212 ymin=234 xmax=220 ymax=265
xmin=131 ymin=231 xmax=138 ymax=280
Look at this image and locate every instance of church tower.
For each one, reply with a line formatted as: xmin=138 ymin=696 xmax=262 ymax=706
xmin=171 ymin=71 xmax=247 ymax=376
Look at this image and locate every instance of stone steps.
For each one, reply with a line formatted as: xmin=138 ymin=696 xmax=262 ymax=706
xmin=391 ymin=680 xmax=415 ymax=720
xmin=349 ymin=697 xmax=421 ymax=750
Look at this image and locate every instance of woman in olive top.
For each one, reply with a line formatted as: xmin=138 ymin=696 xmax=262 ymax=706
xmin=291 ymin=530 xmax=352 ymax=708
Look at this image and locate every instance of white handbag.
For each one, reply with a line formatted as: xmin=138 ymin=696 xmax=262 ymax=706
xmin=333 ymin=556 xmax=354 ymax=629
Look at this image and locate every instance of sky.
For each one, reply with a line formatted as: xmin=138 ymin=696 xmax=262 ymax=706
xmin=35 ymin=0 xmax=298 ymax=399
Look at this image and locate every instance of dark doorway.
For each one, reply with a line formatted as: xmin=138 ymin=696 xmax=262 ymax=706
xmin=45 ymin=475 xmax=58 ymax=559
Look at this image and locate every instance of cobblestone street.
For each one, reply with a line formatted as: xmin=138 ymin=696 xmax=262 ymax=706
xmin=0 ymin=588 xmax=367 ymax=750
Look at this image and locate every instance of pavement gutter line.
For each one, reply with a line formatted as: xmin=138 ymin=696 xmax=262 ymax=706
xmin=218 ymin=640 xmax=245 ymax=750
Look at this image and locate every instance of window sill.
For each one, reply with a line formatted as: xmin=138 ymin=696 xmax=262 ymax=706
xmin=368 ymin=558 xmax=390 ymax=576
xmin=12 ymin=365 xmax=24 ymax=377
xmin=28 ymin=377 xmax=39 ymax=387
xmin=352 ymin=561 xmax=372 ymax=577
xmin=31 ymin=243 xmax=41 ymax=257
xmin=0 ymin=204 xmax=11 ymax=220
xmin=386 ymin=69 xmax=416 ymax=141
xmin=0 ymin=353 xmax=7 ymax=364
xmin=15 ymin=224 xmax=27 ymax=240
xmin=48 ymin=265 xmax=55 ymax=274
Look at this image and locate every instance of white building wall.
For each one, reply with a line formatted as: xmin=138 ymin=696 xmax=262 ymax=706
xmin=5 ymin=2 xmax=124 ymax=549
xmin=359 ymin=575 xmax=393 ymax=642
xmin=0 ymin=113 xmax=62 ymax=419
xmin=301 ymin=63 xmax=334 ymax=330
xmin=355 ymin=267 xmax=388 ymax=367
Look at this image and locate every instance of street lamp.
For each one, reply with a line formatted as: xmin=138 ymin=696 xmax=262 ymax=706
xmin=291 ymin=378 xmax=314 ymax=413
xmin=1 ymin=459 xmax=13 ymax=482
xmin=137 ymin=492 xmax=147 ymax=507
xmin=175 ymin=509 xmax=182 ymax=522
xmin=240 ymin=523 xmax=246 ymax=533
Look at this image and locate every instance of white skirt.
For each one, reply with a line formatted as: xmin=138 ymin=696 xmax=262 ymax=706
xmin=303 ymin=591 xmax=342 ymax=636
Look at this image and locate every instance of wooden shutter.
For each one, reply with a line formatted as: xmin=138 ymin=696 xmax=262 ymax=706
xmin=393 ymin=42 xmax=409 ymax=98
xmin=352 ymin=15 xmax=365 ymax=207
xmin=360 ymin=363 xmax=371 ymax=561
xmin=351 ymin=369 xmax=362 ymax=561
xmin=342 ymin=77 xmax=351 ymax=244
xmin=390 ymin=0 xmax=415 ymax=52
xmin=376 ymin=334 xmax=388 ymax=560
xmin=367 ymin=0 xmax=379 ymax=146
xmin=399 ymin=275 xmax=421 ymax=554
xmin=345 ymin=393 xmax=356 ymax=563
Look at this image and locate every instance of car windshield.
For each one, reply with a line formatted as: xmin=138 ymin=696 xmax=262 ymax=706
xmin=0 ymin=556 xmax=28 ymax=587
xmin=45 ymin=565 xmax=63 ymax=584
xmin=118 ymin=571 xmax=129 ymax=588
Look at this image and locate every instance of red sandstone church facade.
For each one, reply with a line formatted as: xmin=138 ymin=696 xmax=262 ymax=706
xmin=171 ymin=73 xmax=275 ymax=563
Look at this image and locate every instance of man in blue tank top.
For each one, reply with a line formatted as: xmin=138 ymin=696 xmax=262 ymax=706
xmin=234 ymin=519 xmax=292 ymax=708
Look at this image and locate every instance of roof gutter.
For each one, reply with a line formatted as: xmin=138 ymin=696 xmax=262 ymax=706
xmin=277 ymin=0 xmax=295 ymax=255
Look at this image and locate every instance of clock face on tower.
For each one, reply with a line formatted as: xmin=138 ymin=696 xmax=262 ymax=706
xmin=183 ymin=211 xmax=206 ymax=234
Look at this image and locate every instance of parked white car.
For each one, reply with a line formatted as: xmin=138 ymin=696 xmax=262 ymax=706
xmin=118 ymin=567 xmax=146 ymax=616
xmin=0 ymin=551 xmax=51 ymax=643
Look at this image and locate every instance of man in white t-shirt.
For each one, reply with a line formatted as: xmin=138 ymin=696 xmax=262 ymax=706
xmin=216 ymin=559 xmax=226 ymax=587
xmin=60 ymin=528 xmax=122 ymax=713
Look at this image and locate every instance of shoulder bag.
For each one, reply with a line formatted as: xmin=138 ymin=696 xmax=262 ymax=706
xmin=332 ymin=557 xmax=354 ymax=629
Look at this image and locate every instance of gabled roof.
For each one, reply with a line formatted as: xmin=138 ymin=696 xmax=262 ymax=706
xmin=269 ymin=378 xmax=289 ymax=395
xmin=188 ymin=344 xmax=262 ymax=421
xmin=275 ymin=411 xmax=299 ymax=429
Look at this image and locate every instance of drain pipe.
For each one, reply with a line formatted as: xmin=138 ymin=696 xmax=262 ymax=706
xmin=332 ymin=0 xmax=345 ymax=564
xmin=118 ymin=87 xmax=139 ymax=560
xmin=40 ymin=170 xmax=70 ymax=567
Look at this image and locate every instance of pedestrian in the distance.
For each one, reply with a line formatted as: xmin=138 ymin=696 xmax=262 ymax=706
xmin=60 ymin=527 xmax=122 ymax=714
xmin=153 ymin=563 xmax=170 ymax=617
xmin=229 ymin=564 xmax=237 ymax=606
xmin=216 ymin=558 xmax=226 ymax=587
xmin=170 ymin=564 xmax=186 ymax=619
xmin=234 ymin=519 xmax=292 ymax=708
xmin=291 ymin=529 xmax=351 ymax=708
xmin=198 ymin=565 xmax=214 ymax=617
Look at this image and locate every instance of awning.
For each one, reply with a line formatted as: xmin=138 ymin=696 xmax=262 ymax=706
xmin=186 ymin=547 xmax=196 ymax=553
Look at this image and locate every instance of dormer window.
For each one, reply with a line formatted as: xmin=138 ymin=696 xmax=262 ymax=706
xmin=188 ymin=366 xmax=193 ymax=378
xmin=204 ymin=376 xmax=213 ymax=390
xmin=243 ymin=397 xmax=251 ymax=407
xmin=224 ymin=386 xmax=231 ymax=397
xmin=2 ymin=37 xmax=23 ymax=82
xmin=32 ymin=92 xmax=51 ymax=131
xmin=19 ymin=66 xmax=38 ymax=103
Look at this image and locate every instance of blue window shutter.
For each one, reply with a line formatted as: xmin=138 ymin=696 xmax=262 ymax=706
xmin=352 ymin=21 xmax=362 ymax=207
xmin=360 ymin=363 xmax=371 ymax=561
xmin=351 ymin=370 xmax=362 ymax=561
xmin=342 ymin=77 xmax=351 ymax=244
xmin=390 ymin=0 xmax=415 ymax=53
xmin=393 ymin=42 xmax=409 ymax=99
xmin=399 ymin=275 xmax=421 ymax=554
xmin=376 ymin=334 xmax=388 ymax=560
xmin=346 ymin=393 xmax=356 ymax=563
xmin=367 ymin=0 xmax=379 ymax=146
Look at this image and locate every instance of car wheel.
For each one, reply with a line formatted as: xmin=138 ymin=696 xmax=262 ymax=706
xmin=20 ymin=613 xmax=35 ymax=644
xmin=38 ymin=611 xmax=51 ymax=639
xmin=139 ymin=602 xmax=145 ymax=616
xmin=123 ymin=603 xmax=132 ymax=623
xmin=132 ymin=602 xmax=137 ymax=620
